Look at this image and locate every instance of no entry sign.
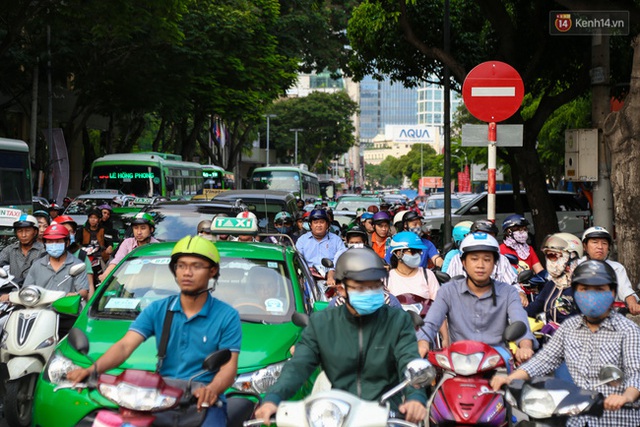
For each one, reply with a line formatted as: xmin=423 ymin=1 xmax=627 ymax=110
xmin=462 ymin=61 xmax=524 ymax=123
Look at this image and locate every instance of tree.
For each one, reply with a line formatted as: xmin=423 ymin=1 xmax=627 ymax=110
xmin=365 ymin=156 xmax=402 ymax=188
xmin=263 ymin=91 xmax=358 ymax=172
xmin=345 ymin=0 xmax=598 ymax=241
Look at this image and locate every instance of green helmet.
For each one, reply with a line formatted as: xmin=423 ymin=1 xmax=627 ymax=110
xmin=170 ymin=235 xmax=220 ymax=274
xmin=274 ymin=211 xmax=293 ymax=222
xmin=131 ymin=212 xmax=155 ymax=228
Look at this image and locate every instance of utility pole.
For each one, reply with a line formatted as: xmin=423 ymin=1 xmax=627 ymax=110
xmin=289 ymin=128 xmax=303 ymax=165
xmin=264 ymin=114 xmax=276 ymax=166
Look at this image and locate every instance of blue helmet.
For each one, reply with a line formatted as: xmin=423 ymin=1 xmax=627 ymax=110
xmin=360 ymin=212 xmax=374 ymax=221
xmin=389 ymin=231 xmax=427 ymax=253
xmin=309 ymin=209 xmax=330 ymax=223
xmin=502 ymin=214 xmax=529 ymax=232
xmin=452 ymin=221 xmax=473 ymax=246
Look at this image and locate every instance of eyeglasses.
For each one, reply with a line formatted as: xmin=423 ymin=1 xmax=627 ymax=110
xmin=545 ymin=252 xmax=562 ymax=261
xmin=175 ymin=263 xmax=211 ymax=272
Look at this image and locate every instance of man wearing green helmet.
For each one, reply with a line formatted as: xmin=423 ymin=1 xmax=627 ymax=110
xmin=98 ymin=212 xmax=159 ymax=281
xmin=68 ymin=235 xmax=242 ymax=425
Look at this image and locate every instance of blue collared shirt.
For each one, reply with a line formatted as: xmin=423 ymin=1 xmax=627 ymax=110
xmin=296 ymin=231 xmax=345 ymax=268
xmin=421 ymin=276 xmax=536 ymax=347
xmin=130 ymin=294 xmax=242 ymax=383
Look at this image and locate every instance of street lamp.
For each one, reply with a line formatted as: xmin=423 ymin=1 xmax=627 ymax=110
xmin=264 ymin=114 xmax=277 ymax=166
xmin=289 ymin=128 xmax=303 ymax=165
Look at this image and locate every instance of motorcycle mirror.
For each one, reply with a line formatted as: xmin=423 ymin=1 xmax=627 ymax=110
xmin=503 ymin=321 xmax=527 ymax=342
xmin=321 ymin=258 xmax=334 ymax=269
xmin=517 ymin=269 xmax=534 ymax=283
xmin=504 ymin=253 xmax=519 ymax=266
xmin=434 ymin=270 xmax=451 ymax=284
xmin=291 ymin=312 xmax=309 ymax=328
xmin=408 ymin=310 xmax=425 ymax=328
xmin=69 ymin=263 xmax=87 ymax=277
xmin=68 ymin=328 xmax=90 ymax=355
xmin=0 ymin=269 xmax=7 ymax=279
xmin=404 ymin=359 xmax=436 ymax=388
xmin=595 ymin=365 xmax=624 ymax=387
xmin=202 ymin=349 xmax=232 ymax=372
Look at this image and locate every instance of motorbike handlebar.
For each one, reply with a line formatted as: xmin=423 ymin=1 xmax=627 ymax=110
xmin=243 ymin=419 xmax=275 ymax=426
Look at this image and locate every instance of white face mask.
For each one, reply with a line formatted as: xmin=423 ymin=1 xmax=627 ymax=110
xmin=401 ymin=252 xmax=422 ymax=269
xmin=348 ymin=243 xmax=365 ymax=249
xmin=512 ymin=230 xmax=529 ymax=244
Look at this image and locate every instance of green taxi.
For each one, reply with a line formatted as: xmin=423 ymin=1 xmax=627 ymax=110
xmin=32 ymin=219 xmax=323 ymax=426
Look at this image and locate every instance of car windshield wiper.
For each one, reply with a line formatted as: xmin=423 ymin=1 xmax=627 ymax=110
xmin=240 ymin=318 xmax=273 ymax=325
xmin=94 ymin=310 xmax=139 ymax=320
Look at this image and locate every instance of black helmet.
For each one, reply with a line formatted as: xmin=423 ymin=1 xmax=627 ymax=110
xmin=571 ymin=260 xmax=617 ymax=292
xmin=309 ymin=209 xmax=330 ymax=223
xmin=334 ymin=248 xmax=388 ymax=282
xmin=502 ymin=214 xmax=529 ymax=232
xmin=471 ymin=219 xmax=499 ymax=235
xmin=403 ymin=210 xmax=422 ymax=225
xmin=345 ymin=226 xmax=368 ymax=241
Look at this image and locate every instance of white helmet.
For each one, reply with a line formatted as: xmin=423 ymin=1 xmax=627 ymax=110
xmin=459 ymin=232 xmax=500 ymax=260
xmin=542 ymin=232 xmax=583 ymax=258
xmin=393 ymin=210 xmax=408 ymax=227
xmin=581 ymin=226 xmax=612 ymax=245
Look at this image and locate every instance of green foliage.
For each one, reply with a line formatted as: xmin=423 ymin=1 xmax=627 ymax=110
xmin=365 ymin=157 xmax=402 ymax=188
xmin=263 ymin=91 xmax=358 ymax=172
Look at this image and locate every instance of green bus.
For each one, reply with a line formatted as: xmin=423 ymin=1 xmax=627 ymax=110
xmin=88 ymin=152 xmax=202 ymax=199
xmin=196 ymin=165 xmax=235 ymax=199
xmin=250 ymin=165 xmax=321 ymax=201
xmin=0 ymin=138 xmax=32 ymax=213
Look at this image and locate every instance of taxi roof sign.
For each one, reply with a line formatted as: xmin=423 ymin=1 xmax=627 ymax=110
xmin=211 ymin=217 xmax=258 ymax=235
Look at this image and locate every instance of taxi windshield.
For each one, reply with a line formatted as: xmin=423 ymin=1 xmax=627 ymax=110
xmin=93 ymin=255 xmax=294 ymax=324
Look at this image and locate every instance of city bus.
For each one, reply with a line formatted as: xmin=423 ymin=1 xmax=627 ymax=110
xmin=196 ymin=165 xmax=235 ymax=199
xmin=250 ymin=165 xmax=321 ymax=201
xmin=0 ymin=138 xmax=32 ymax=213
xmin=87 ymin=152 xmax=203 ymax=199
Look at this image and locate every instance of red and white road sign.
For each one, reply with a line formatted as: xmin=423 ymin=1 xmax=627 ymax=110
xmin=462 ymin=61 xmax=524 ymax=123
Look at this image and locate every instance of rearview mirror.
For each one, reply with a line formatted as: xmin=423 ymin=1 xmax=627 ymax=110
xmin=517 ymin=270 xmax=534 ymax=284
xmin=408 ymin=310 xmax=424 ymax=328
xmin=434 ymin=270 xmax=451 ymax=284
xmin=404 ymin=359 xmax=436 ymax=388
xmin=68 ymin=328 xmax=90 ymax=355
xmin=69 ymin=263 xmax=87 ymax=277
xmin=202 ymin=349 xmax=232 ymax=372
xmin=595 ymin=365 xmax=624 ymax=387
xmin=321 ymin=258 xmax=334 ymax=269
xmin=503 ymin=321 xmax=527 ymax=343
xmin=291 ymin=311 xmax=310 ymax=328
xmin=0 ymin=269 xmax=7 ymax=279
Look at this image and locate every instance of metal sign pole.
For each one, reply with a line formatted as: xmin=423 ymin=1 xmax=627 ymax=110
xmin=487 ymin=122 xmax=497 ymax=222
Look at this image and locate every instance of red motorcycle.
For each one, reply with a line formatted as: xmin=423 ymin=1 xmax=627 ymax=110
xmin=426 ymin=322 xmax=526 ymax=426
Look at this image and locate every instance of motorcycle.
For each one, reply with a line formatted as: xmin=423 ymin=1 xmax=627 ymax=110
xmin=82 ymin=243 xmax=105 ymax=277
xmin=311 ymin=258 xmax=336 ymax=299
xmin=504 ymin=365 xmax=639 ymax=426
xmin=0 ymin=263 xmax=86 ymax=427
xmin=243 ymin=358 xmax=436 ymax=427
xmin=60 ymin=328 xmax=260 ymax=427
xmin=0 ymin=266 xmax=18 ymax=331
xmin=426 ymin=321 xmax=527 ymax=426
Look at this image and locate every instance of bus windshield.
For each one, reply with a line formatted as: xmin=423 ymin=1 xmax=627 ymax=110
xmin=252 ymin=170 xmax=300 ymax=193
xmin=0 ymin=150 xmax=31 ymax=206
xmin=91 ymin=165 xmax=162 ymax=197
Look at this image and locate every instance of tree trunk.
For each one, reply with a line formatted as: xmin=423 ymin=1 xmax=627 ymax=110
xmin=603 ymin=35 xmax=640 ymax=286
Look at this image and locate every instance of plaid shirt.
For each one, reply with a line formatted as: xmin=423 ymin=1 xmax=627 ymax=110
xmin=520 ymin=312 xmax=640 ymax=427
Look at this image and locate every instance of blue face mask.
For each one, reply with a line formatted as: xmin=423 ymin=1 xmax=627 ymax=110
xmin=348 ymin=288 xmax=385 ymax=315
xmin=302 ymin=222 xmax=310 ymax=231
xmin=46 ymin=242 xmax=66 ymax=258
xmin=574 ymin=290 xmax=615 ymax=318
xmin=69 ymin=234 xmax=75 ymax=244
xmin=276 ymin=226 xmax=291 ymax=234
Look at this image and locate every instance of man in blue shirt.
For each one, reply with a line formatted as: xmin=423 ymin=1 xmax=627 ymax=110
xmin=419 ymin=233 xmax=535 ymax=362
xmin=296 ymin=209 xmax=345 ymax=286
xmin=68 ymin=235 xmax=242 ymax=426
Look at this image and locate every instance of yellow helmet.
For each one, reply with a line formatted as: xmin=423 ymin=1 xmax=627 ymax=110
xmin=170 ymin=235 xmax=220 ymax=274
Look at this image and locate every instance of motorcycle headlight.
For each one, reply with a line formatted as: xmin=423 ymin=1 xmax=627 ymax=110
xmin=450 ymin=351 xmax=483 ymax=376
xmin=521 ymin=384 xmax=569 ymax=418
xmin=233 ymin=362 xmax=286 ymax=394
xmin=35 ymin=336 xmax=56 ymax=350
xmin=44 ymin=352 xmax=82 ymax=384
xmin=19 ymin=286 xmax=41 ymax=306
xmin=98 ymin=382 xmax=177 ymax=411
xmin=305 ymin=398 xmax=350 ymax=427
xmin=434 ymin=354 xmax=451 ymax=370
xmin=556 ymin=401 xmax=590 ymax=416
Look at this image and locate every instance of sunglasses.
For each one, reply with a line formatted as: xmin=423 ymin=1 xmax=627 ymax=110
xmin=545 ymin=251 xmax=563 ymax=261
xmin=275 ymin=220 xmax=293 ymax=226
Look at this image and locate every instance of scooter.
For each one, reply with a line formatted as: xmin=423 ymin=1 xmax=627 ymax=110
xmin=504 ymin=365 xmax=640 ymax=426
xmin=0 ymin=263 xmax=86 ymax=427
xmin=243 ymin=358 xmax=436 ymax=427
xmin=426 ymin=321 xmax=527 ymax=426
xmin=60 ymin=328 xmax=260 ymax=427
xmin=0 ymin=266 xmax=18 ymax=331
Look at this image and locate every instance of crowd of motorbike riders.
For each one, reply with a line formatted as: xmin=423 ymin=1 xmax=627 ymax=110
xmin=0 ymin=195 xmax=639 ymax=426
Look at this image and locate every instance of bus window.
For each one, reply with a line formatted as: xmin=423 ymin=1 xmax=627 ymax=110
xmin=252 ymin=170 xmax=300 ymax=193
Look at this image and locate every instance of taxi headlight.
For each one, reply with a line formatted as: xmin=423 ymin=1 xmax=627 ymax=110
xmin=44 ymin=352 xmax=81 ymax=384
xmin=98 ymin=382 xmax=177 ymax=411
xmin=232 ymin=362 xmax=286 ymax=394
xmin=19 ymin=286 xmax=41 ymax=306
xmin=306 ymin=398 xmax=350 ymax=427
xmin=520 ymin=384 xmax=569 ymax=418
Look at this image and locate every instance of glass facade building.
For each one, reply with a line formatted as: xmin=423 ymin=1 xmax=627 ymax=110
xmin=417 ymin=80 xmax=462 ymax=126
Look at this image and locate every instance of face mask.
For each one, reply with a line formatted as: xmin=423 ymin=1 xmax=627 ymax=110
xmin=46 ymin=243 xmax=66 ymax=258
xmin=574 ymin=290 xmax=614 ymax=318
xmin=409 ymin=226 xmax=422 ymax=236
xmin=348 ymin=243 xmax=365 ymax=249
xmin=512 ymin=230 xmax=529 ymax=244
xmin=302 ymin=222 xmax=310 ymax=231
xmin=276 ymin=226 xmax=291 ymax=234
xmin=348 ymin=288 xmax=385 ymax=315
xmin=546 ymin=252 xmax=570 ymax=278
xmin=199 ymin=233 xmax=214 ymax=241
xmin=401 ymin=253 xmax=422 ymax=268
xmin=69 ymin=234 xmax=75 ymax=244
